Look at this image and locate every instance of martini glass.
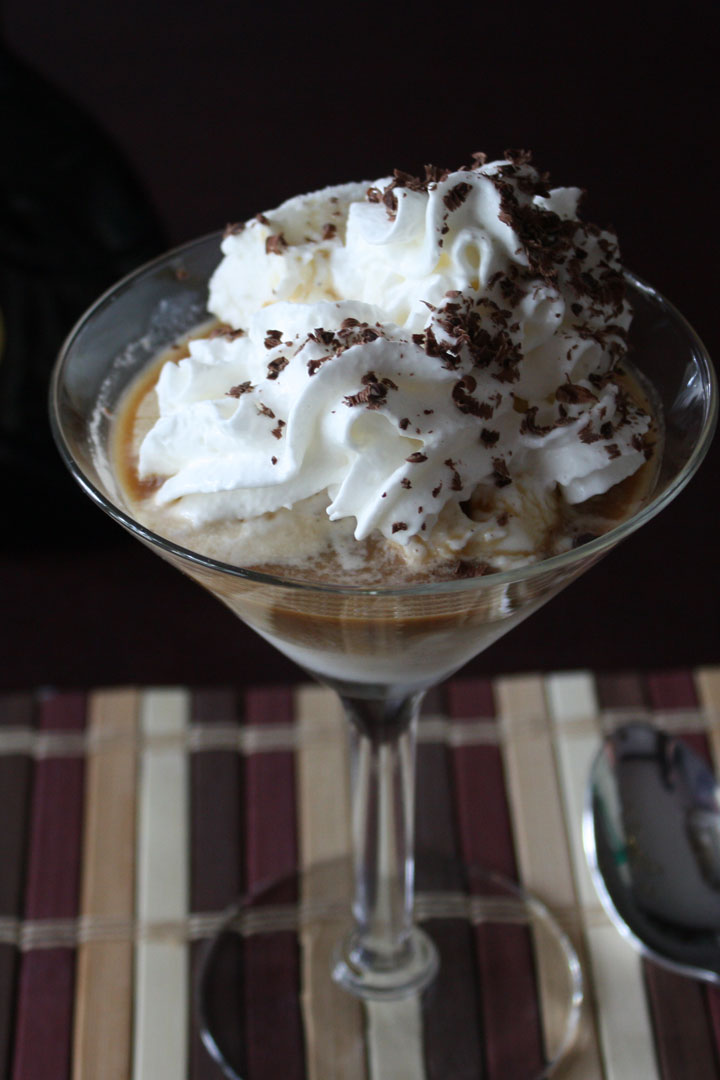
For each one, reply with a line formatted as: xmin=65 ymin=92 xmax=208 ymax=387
xmin=51 ymin=234 xmax=716 ymax=1078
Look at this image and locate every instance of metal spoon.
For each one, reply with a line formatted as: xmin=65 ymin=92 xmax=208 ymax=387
xmin=584 ymin=721 xmax=720 ymax=983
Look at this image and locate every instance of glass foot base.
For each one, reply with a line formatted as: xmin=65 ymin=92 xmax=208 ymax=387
xmin=198 ymin=857 xmax=582 ymax=1080
xmin=332 ymin=924 xmax=439 ymax=1001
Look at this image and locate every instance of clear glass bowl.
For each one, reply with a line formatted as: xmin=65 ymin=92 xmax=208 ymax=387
xmin=50 ymin=234 xmax=717 ymax=699
xmin=50 ymin=233 xmax=716 ymax=1077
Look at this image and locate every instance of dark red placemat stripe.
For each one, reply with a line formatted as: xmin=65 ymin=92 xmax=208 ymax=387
xmin=190 ymin=688 xmax=244 ymax=1080
xmin=448 ymin=678 xmax=544 ymax=1080
xmin=647 ymin=670 xmax=710 ymax=762
xmin=11 ymin=691 xmax=85 ymax=1080
xmin=0 ymin=695 xmax=35 ymax=1078
xmin=244 ymin=687 xmax=298 ymax=894
xmin=415 ymin=687 xmax=484 ymax=1080
xmin=190 ymin=688 xmax=243 ymax=912
xmin=597 ymin=672 xmax=720 ymax=1080
xmin=243 ymin=687 xmax=304 ymax=1080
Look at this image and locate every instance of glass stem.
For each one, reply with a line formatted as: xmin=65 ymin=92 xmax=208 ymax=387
xmin=334 ymin=691 xmax=438 ymax=998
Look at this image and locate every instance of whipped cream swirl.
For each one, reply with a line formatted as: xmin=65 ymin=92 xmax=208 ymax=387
xmin=139 ymin=152 xmax=652 ymax=547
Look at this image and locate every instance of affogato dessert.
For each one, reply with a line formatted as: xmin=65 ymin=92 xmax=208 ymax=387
xmin=109 ymin=151 xmax=659 ymax=686
xmin=113 ymin=152 xmax=657 ymax=586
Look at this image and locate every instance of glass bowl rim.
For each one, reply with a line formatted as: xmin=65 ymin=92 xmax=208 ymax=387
xmin=49 ymin=232 xmax=718 ymax=598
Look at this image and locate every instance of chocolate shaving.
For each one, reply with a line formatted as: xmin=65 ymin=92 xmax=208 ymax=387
xmin=492 ymin=457 xmax=512 ymax=487
xmin=271 ymin=420 xmax=286 ymax=440
xmin=265 ymin=233 xmax=288 ymax=255
xmin=494 ymin=272 xmax=527 ymax=308
xmin=382 ymin=189 xmax=398 ymax=217
xmin=520 ymin=406 xmax=553 ymax=436
xmin=566 ymin=256 xmax=625 ymax=315
xmin=367 ymin=164 xmax=453 ymax=222
xmin=452 ymin=375 xmax=493 ymax=417
xmin=264 ymin=329 xmax=283 ymax=349
xmin=400 ymin=478 xmax=412 ymax=489
xmin=632 ymin=432 xmax=653 ymax=460
xmin=344 ymin=386 xmax=382 ymax=408
xmin=444 ymin=458 xmax=463 ymax=491
xmin=257 ymin=403 xmax=275 ymax=419
xmin=311 ymin=328 xmax=336 ymax=347
xmin=223 ymin=222 xmax=245 ymax=237
xmin=227 ymin=381 xmax=254 ymax=398
xmin=503 ymin=148 xmax=533 ymax=166
xmin=423 ymin=164 xmax=451 ymax=186
xmin=434 ymin=297 xmax=523 ymax=379
xmin=406 ymin=452 xmax=428 ymax=463
xmin=393 ymin=165 xmax=450 ymax=191
xmin=579 ymin=422 xmax=601 ymax=444
xmin=555 ymin=378 xmax=598 ymax=404
xmin=343 ymin=371 xmax=392 ymax=410
xmin=423 ymin=327 xmax=461 ymax=369
xmin=480 ymin=427 xmax=500 ymax=446
xmin=443 ymin=182 xmax=472 ymax=212
xmin=307 ymin=356 xmax=331 ymax=376
xmin=491 ymin=171 xmax=578 ymax=286
xmin=209 ymin=323 xmax=245 ymax=341
xmin=267 ymin=357 xmax=289 ymax=380
xmin=392 ymin=522 xmax=408 ymax=534
xmin=321 ymin=223 xmax=337 ymax=240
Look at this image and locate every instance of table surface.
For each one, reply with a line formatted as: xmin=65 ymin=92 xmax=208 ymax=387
xmin=2 ymin=667 xmax=720 ymax=1079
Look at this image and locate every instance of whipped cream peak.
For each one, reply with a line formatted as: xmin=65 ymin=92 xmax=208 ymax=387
xmin=138 ymin=152 xmax=652 ymax=551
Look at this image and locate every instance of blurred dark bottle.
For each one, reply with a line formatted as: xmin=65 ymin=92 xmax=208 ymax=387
xmin=0 ymin=37 xmax=167 ymax=549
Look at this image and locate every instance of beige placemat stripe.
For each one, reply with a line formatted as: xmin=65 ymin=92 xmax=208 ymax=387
xmin=72 ymin=689 xmax=138 ymax=1080
xmin=365 ymin=998 xmax=426 ymax=1080
xmin=497 ymin=675 xmax=577 ymax=909
xmin=546 ymin=673 xmax=659 ymax=1080
xmin=695 ymin=667 xmax=720 ymax=770
xmin=132 ymin=689 xmax=189 ymax=1080
xmin=497 ymin=674 xmax=601 ymax=1077
xmin=295 ymin=685 xmax=367 ymax=1080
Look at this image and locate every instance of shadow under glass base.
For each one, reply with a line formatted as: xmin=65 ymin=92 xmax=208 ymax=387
xmin=197 ymin=857 xmax=582 ymax=1080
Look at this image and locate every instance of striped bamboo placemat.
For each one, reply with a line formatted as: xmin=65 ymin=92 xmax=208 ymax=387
xmin=1 ymin=668 xmax=719 ymax=1079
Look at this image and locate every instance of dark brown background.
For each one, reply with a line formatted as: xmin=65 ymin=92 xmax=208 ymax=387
xmin=2 ymin=1 xmax=718 ymax=690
